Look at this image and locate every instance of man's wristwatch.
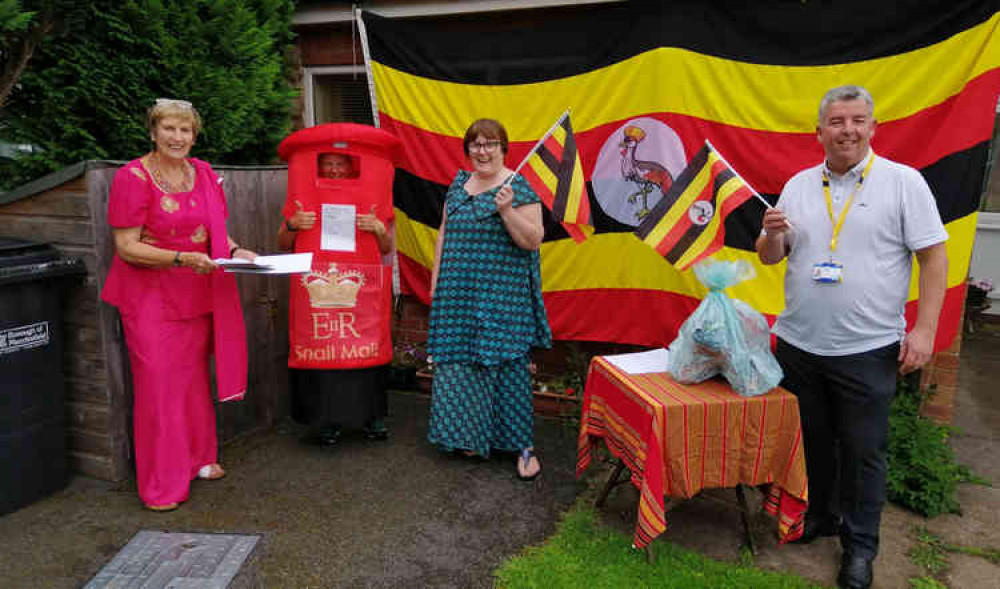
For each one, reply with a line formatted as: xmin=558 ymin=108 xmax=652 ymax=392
xmin=286 ymin=219 xmax=298 ymax=232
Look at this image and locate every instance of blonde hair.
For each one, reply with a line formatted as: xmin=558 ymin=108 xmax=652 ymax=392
xmin=146 ymin=98 xmax=202 ymax=137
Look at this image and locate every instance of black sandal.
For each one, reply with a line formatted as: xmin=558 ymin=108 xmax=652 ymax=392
xmin=516 ymin=448 xmax=541 ymax=481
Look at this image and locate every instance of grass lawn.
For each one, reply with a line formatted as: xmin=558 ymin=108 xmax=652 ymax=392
xmin=494 ymin=504 xmax=828 ymax=589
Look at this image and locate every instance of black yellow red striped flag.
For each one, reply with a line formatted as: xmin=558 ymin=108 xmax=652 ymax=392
xmin=361 ymin=1 xmax=1000 ymax=352
xmin=635 ymin=142 xmax=754 ymax=270
xmin=517 ymin=111 xmax=592 ymax=243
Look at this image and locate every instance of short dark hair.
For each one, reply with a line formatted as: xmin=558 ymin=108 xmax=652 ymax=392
xmin=462 ymin=118 xmax=508 ymax=156
xmin=818 ymin=85 xmax=874 ymax=123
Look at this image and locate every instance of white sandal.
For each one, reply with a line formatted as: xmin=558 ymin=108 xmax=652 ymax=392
xmin=197 ymin=464 xmax=225 ymax=480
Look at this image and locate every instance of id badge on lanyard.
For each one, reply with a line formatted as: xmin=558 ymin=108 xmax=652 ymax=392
xmin=812 ymin=260 xmax=843 ymax=283
xmin=813 ymin=154 xmax=874 ymax=285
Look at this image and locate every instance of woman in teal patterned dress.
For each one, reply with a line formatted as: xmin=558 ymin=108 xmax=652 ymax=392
xmin=427 ymin=119 xmax=551 ymax=481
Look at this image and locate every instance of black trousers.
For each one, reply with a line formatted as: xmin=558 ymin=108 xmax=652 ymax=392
xmin=290 ymin=366 xmax=388 ymax=430
xmin=775 ymin=338 xmax=898 ymax=559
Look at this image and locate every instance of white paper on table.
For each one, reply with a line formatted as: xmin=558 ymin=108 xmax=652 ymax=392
xmin=601 ymin=348 xmax=670 ymax=375
xmin=217 ymin=252 xmax=313 ymax=274
xmin=321 ymin=203 xmax=356 ymax=252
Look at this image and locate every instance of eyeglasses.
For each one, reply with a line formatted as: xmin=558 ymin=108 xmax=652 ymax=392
xmin=468 ymin=140 xmax=502 ymax=153
xmin=155 ymin=98 xmax=193 ymax=109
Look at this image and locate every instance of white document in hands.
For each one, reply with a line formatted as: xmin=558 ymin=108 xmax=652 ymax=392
xmin=214 ymin=258 xmax=272 ymax=270
xmin=215 ymin=253 xmax=313 ymax=274
xmin=321 ymin=204 xmax=356 ymax=252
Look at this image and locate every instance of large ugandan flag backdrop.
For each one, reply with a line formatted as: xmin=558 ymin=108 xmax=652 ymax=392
xmin=360 ymin=1 xmax=1000 ymax=352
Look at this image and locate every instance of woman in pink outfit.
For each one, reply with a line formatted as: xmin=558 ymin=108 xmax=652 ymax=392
xmin=101 ymin=99 xmax=256 ymax=511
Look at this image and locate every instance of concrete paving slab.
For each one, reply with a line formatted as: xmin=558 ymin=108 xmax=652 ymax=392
xmin=84 ymin=530 xmax=263 ymax=588
xmin=940 ymin=552 xmax=1000 ymax=589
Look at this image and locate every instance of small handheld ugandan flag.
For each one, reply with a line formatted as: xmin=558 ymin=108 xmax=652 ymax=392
xmin=634 ymin=140 xmax=759 ymax=270
xmin=511 ymin=110 xmax=593 ymax=243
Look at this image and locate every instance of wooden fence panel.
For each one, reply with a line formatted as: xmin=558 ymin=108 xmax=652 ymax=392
xmin=215 ymin=168 xmax=291 ymax=443
xmin=260 ymin=169 xmax=293 ymax=423
xmin=0 ymin=191 xmax=92 ymax=217
xmin=87 ymin=166 xmax=133 ymax=481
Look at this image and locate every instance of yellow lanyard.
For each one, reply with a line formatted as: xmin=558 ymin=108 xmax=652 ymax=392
xmin=822 ymin=154 xmax=875 ymax=253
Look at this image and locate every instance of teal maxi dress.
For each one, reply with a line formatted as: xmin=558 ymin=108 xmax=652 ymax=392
xmin=427 ymin=170 xmax=552 ymax=457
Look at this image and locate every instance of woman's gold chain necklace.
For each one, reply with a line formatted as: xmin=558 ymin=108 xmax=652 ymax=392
xmin=151 ymin=153 xmax=193 ymax=193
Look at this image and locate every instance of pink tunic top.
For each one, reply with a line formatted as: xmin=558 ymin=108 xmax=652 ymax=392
xmin=102 ymin=158 xmax=221 ymax=318
xmin=101 ymin=157 xmax=247 ymax=402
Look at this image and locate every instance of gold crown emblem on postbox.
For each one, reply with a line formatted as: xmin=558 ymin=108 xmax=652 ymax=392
xmin=301 ymin=264 xmax=365 ymax=308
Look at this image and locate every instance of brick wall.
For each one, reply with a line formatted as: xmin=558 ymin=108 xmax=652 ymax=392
xmin=920 ymin=314 xmax=964 ymax=425
xmin=394 ymin=293 xmax=966 ymax=424
xmin=391 ymin=294 xmax=645 ymax=378
xmin=391 ymin=295 xmax=430 ymax=351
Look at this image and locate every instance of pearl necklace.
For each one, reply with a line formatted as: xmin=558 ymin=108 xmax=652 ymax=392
xmin=150 ymin=153 xmax=193 ymax=194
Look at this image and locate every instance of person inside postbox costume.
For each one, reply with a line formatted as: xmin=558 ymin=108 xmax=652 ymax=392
xmin=277 ymin=125 xmax=399 ymax=446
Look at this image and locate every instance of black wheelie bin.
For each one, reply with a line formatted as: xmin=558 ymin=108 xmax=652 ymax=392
xmin=0 ymin=238 xmax=86 ymax=515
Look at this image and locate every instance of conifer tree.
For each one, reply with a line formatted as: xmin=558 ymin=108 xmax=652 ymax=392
xmin=1 ymin=0 xmax=88 ymax=107
xmin=1 ymin=0 xmax=297 ymax=189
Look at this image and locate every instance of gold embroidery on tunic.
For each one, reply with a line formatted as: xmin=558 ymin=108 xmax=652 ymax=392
xmin=190 ymin=199 xmax=197 ymax=208
xmin=190 ymin=225 xmax=207 ymax=243
xmin=129 ymin=167 xmax=148 ymax=181
xmin=160 ymin=195 xmax=180 ymax=214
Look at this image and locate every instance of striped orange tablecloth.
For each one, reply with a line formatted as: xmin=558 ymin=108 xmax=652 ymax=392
xmin=577 ymin=356 xmax=808 ymax=549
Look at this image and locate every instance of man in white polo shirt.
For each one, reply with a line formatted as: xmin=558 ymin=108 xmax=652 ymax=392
xmin=756 ymin=85 xmax=948 ymax=589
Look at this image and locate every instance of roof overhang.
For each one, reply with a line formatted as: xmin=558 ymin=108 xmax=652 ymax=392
xmin=294 ymin=0 xmax=622 ymax=26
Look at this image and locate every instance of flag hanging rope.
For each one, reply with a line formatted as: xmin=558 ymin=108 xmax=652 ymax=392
xmin=355 ymin=6 xmax=380 ymax=128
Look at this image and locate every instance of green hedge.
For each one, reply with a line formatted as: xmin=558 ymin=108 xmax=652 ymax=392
xmin=1 ymin=0 xmax=297 ymax=191
xmin=886 ymin=380 xmax=982 ymax=517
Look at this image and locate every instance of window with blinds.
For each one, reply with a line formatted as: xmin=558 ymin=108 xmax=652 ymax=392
xmin=312 ymin=73 xmax=374 ymax=126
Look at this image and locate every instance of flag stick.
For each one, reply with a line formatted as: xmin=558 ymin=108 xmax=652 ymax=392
xmin=703 ymin=139 xmax=773 ymax=209
xmin=503 ymin=109 xmax=571 ymax=187
xmin=704 ymin=139 xmax=792 ymax=230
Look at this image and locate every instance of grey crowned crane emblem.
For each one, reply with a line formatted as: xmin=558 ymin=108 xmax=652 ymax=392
xmin=620 ymin=125 xmax=674 ymax=221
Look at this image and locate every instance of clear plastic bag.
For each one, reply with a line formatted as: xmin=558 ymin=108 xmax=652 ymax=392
xmin=667 ymin=259 xmax=783 ymax=397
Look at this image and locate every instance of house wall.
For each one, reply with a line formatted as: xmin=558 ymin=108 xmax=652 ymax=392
xmin=922 ymin=105 xmax=999 ymax=423
xmin=392 ymin=294 xmax=645 ymax=388
xmin=969 ymin=133 xmax=1000 ymax=314
xmin=295 ymin=3 xmax=602 ymax=69
xmin=970 ymin=214 xmax=1000 ymax=314
xmin=296 ymin=6 xmax=977 ymax=425
xmin=298 ymin=24 xmax=355 ymax=67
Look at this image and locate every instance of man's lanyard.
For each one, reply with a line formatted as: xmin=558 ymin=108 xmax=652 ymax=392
xmin=822 ymin=153 xmax=875 ymax=253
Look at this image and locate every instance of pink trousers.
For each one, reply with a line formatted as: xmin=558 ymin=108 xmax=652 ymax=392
xmin=121 ymin=312 xmax=217 ymax=507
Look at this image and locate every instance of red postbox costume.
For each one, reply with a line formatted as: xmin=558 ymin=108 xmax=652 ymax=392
xmin=277 ymin=124 xmax=400 ymax=443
